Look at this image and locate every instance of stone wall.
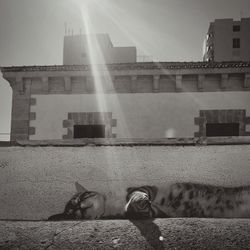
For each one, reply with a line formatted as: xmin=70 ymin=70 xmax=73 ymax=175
xmin=0 ymin=144 xmax=250 ymax=220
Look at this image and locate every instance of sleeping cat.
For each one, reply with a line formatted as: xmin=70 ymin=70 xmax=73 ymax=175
xmin=49 ymin=182 xmax=250 ymax=220
xmin=125 ymin=183 xmax=250 ymax=219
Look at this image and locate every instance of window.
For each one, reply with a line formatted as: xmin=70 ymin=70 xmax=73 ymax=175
xmin=206 ymin=123 xmax=239 ymax=137
xmin=233 ymin=25 xmax=240 ymax=32
xmin=233 ymin=38 xmax=240 ymax=48
xmin=74 ymin=125 xmax=105 ymax=138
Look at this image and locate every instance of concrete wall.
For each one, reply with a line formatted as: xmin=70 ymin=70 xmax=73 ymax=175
xmin=241 ymin=18 xmax=250 ymax=61
xmin=0 ymin=144 xmax=250 ymax=220
xmin=29 ymin=92 xmax=250 ymax=140
xmin=214 ymin=19 xmax=233 ymax=61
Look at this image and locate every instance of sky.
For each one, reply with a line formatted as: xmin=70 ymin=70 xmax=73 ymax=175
xmin=0 ymin=0 xmax=250 ymax=140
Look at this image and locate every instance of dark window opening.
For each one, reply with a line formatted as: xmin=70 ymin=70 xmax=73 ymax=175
xmin=233 ymin=38 xmax=240 ymax=48
xmin=206 ymin=123 xmax=239 ymax=137
xmin=233 ymin=25 xmax=240 ymax=32
xmin=74 ymin=125 xmax=105 ymax=138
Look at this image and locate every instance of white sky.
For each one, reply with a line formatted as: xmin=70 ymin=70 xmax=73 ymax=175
xmin=0 ymin=0 xmax=250 ymax=140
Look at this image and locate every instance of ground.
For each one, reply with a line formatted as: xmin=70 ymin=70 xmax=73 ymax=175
xmin=1 ymin=218 xmax=250 ymax=249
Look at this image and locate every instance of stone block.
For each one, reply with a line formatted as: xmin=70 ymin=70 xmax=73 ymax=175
xmin=30 ymin=98 xmax=36 ymax=106
xmin=244 ymin=117 xmax=250 ymax=124
xmin=11 ymin=126 xmax=28 ymax=135
xmin=11 ymin=120 xmax=29 ymax=129
xmin=111 ymin=119 xmax=117 ymax=127
xmin=42 ymin=77 xmax=49 ymax=92
xmin=10 ymin=134 xmax=29 ymax=141
xmin=220 ymin=74 xmax=228 ymax=89
xmin=175 ymin=75 xmax=182 ymax=91
xmin=28 ymin=127 xmax=36 ymax=136
xmin=63 ymin=120 xmax=74 ymax=128
xmin=29 ymin=112 xmax=36 ymax=121
xmin=198 ymin=75 xmax=204 ymax=90
xmin=244 ymin=74 xmax=250 ymax=88
xmin=64 ymin=76 xmax=71 ymax=91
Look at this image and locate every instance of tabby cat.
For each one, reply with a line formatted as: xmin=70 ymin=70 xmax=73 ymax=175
xmin=49 ymin=182 xmax=250 ymax=220
xmin=125 ymin=183 xmax=250 ymax=219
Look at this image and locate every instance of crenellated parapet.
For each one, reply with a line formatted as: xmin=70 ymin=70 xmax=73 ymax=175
xmin=2 ymin=61 xmax=250 ymax=95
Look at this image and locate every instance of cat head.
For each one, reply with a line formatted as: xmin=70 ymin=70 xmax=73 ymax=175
xmin=125 ymin=185 xmax=158 ymax=219
xmin=48 ymin=182 xmax=105 ymax=220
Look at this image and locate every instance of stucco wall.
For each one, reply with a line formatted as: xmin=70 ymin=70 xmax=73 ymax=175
xmin=30 ymin=92 xmax=250 ymax=140
xmin=0 ymin=144 xmax=250 ymax=220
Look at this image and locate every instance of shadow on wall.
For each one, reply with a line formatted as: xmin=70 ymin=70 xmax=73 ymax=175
xmin=130 ymin=219 xmax=165 ymax=250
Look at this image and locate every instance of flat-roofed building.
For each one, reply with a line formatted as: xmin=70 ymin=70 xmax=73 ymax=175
xmin=1 ymin=61 xmax=250 ymax=141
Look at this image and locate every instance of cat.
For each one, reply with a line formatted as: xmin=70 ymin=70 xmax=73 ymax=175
xmin=125 ymin=183 xmax=250 ymax=219
xmin=49 ymin=182 xmax=250 ymax=220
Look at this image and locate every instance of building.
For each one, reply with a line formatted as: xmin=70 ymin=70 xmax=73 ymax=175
xmin=203 ymin=18 xmax=250 ymax=62
xmin=63 ymin=33 xmax=137 ymax=65
xmin=1 ymin=61 xmax=250 ymax=141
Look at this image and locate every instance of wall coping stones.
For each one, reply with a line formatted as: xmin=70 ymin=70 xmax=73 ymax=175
xmin=1 ymin=136 xmax=250 ymax=147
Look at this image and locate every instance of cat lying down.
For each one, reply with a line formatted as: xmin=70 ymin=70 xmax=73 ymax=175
xmin=48 ymin=182 xmax=250 ymax=220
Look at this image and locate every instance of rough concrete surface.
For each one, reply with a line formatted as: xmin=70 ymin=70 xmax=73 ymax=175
xmin=1 ymin=218 xmax=250 ymax=249
xmin=0 ymin=145 xmax=250 ymax=220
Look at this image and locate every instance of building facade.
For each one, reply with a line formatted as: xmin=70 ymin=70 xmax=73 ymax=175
xmin=203 ymin=18 xmax=250 ymax=62
xmin=63 ymin=33 xmax=137 ymax=65
xmin=1 ymin=61 xmax=250 ymax=141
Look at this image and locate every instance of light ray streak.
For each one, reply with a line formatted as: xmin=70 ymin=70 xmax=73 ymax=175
xmin=75 ymin=0 xmax=137 ymax=190
xmin=78 ymin=0 xmax=133 ymax=138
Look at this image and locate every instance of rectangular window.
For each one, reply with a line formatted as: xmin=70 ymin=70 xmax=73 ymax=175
xmin=206 ymin=123 xmax=239 ymax=137
xmin=233 ymin=25 xmax=240 ymax=32
xmin=233 ymin=38 xmax=240 ymax=48
xmin=74 ymin=125 xmax=105 ymax=138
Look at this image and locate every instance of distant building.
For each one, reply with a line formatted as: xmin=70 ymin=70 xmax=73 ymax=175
xmin=63 ymin=33 xmax=137 ymax=65
xmin=1 ymin=62 xmax=250 ymax=141
xmin=203 ymin=18 xmax=250 ymax=62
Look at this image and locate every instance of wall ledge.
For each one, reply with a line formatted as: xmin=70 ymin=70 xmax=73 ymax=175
xmin=0 ymin=218 xmax=250 ymax=249
xmin=1 ymin=136 xmax=250 ymax=147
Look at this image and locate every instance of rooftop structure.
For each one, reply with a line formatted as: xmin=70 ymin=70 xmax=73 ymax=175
xmin=203 ymin=18 xmax=250 ymax=62
xmin=63 ymin=33 xmax=137 ymax=65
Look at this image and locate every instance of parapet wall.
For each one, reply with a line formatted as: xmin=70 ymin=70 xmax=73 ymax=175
xmin=0 ymin=141 xmax=250 ymax=220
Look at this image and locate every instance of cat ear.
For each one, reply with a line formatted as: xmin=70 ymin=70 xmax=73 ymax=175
xmin=75 ymin=181 xmax=88 ymax=193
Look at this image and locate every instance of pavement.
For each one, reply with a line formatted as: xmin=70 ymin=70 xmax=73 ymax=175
xmin=1 ymin=218 xmax=250 ymax=249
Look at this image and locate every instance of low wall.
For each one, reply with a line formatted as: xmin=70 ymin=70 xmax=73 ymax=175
xmin=1 ymin=219 xmax=250 ymax=249
xmin=0 ymin=141 xmax=250 ymax=220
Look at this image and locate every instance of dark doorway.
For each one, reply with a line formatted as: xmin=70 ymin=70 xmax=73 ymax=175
xmin=206 ymin=123 xmax=239 ymax=137
xmin=74 ymin=125 xmax=105 ymax=138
